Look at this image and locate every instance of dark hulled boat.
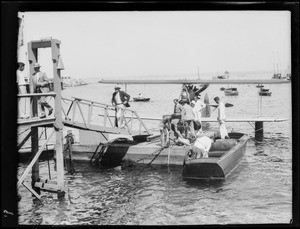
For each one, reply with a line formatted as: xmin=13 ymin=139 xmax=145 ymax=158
xmin=224 ymin=87 xmax=239 ymax=96
xmin=259 ymin=88 xmax=272 ymax=96
xmin=182 ymin=132 xmax=249 ymax=180
xmin=133 ymin=97 xmax=150 ymax=102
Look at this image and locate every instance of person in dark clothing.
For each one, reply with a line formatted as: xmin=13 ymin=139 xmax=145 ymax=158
xmin=111 ymin=85 xmax=130 ymax=128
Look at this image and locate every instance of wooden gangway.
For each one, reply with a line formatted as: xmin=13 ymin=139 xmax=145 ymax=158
xmin=17 ymin=92 xmax=151 ymax=200
xmin=61 ymin=96 xmax=150 ymax=137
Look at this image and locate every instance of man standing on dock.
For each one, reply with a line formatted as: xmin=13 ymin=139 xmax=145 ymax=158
xmin=111 ymin=85 xmax=130 ymax=128
xmin=193 ymin=94 xmax=206 ymax=131
xmin=17 ymin=62 xmax=30 ymax=119
xmin=214 ymin=96 xmax=229 ymax=139
xmin=30 ymin=63 xmax=53 ymax=118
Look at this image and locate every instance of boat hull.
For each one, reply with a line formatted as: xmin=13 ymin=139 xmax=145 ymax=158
xmin=182 ymin=133 xmax=249 ymax=180
xmin=224 ymin=91 xmax=239 ymax=96
xmin=133 ymin=97 xmax=150 ymax=102
xmin=224 ymin=88 xmax=239 ymax=96
xmin=259 ymin=91 xmax=272 ymax=96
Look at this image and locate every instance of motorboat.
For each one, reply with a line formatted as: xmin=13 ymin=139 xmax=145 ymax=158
xmin=224 ymin=87 xmax=239 ymax=96
xmin=182 ymin=132 xmax=249 ymax=180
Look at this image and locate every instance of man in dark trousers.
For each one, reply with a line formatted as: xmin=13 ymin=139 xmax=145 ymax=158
xmin=111 ymin=85 xmax=130 ymax=128
xmin=30 ymin=63 xmax=53 ymax=118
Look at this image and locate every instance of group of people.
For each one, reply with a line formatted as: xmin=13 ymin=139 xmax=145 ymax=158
xmin=164 ymin=87 xmax=230 ymax=158
xmin=171 ymin=94 xmax=206 ymax=140
xmin=17 ymin=62 xmax=53 ymax=119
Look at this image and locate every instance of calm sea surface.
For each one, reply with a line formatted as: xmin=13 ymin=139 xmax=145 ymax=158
xmin=17 ymin=72 xmax=293 ymax=225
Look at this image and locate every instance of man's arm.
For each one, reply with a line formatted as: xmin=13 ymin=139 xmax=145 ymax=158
xmin=29 ymin=74 xmax=34 ymax=93
xmin=111 ymin=92 xmax=116 ymax=105
xmin=40 ymin=72 xmax=49 ymax=87
xmin=123 ymin=91 xmax=130 ymax=102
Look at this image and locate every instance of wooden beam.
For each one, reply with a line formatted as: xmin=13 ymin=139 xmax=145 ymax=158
xmin=17 ymin=129 xmax=55 ymax=187
xmin=17 ymin=92 xmax=56 ymax=98
xmin=34 ymin=182 xmax=61 ymax=193
xmin=22 ymin=182 xmax=41 ymax=200
xmin=17 ymin=130 xmax=32 ymax=150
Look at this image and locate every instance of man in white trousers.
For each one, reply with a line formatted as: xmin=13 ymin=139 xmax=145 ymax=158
xmin=214 ymin=96 xmax=229 ymax=139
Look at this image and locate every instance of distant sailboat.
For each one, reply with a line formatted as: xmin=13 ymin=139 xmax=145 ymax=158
xmin=272 ymin=51 xmax=282 ymax=79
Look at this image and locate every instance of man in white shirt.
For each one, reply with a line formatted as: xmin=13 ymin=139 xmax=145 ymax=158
xmin=192 ymin=136 xmax=214 ymax=158
xmin=181 ymin=100 xmax=196 ymax=138
xmin=193 ymin=95 xmax=206 ymax=131
xmin=214 ymin=96 xmax=229 ymax=139
xmin=17 ymin=62 xmax=29 ymax=118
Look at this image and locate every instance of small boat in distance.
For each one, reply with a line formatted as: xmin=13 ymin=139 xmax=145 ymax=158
xmin=182 ymin=132 xmax=249 ymax=180
xmin=259 ymin=88 xmax=272 ymax=96
xmin=133 ymin=94 xmax=150 ymax=102
xmin=217 ymin=71 xmax=230 ymax=79
xmin=133 ymin=97 xmax=150 ymax=102
xmin=224 ymin=87 xmax=239 ymax=96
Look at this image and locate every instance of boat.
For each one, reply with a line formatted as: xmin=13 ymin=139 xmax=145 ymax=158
xmin=272 ymin=52 xmax=282 ymax=79
xmin=217 ymin=71 xmax=230 ymax=79
xmin=224 ymin=87 xmax=239 ymax=96
xmin=256 ymin=84 xmax=264 ymax=88
xmin=259 ymin=88 xmax=272 ymax=96
xmin=182 ymin=132 xmax=249 ymax=180
xmin=133 ymin=97 xmax=150 ymax=102
xmin=272 ymin=73 xmax=282 ymax=79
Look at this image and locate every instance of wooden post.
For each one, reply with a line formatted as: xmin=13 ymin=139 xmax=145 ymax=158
xmin=31 ymin=126 xmax=40 ymax=194
xmin=27 ymin=41 xmax=40 ymax=195
xmin=52 ymin=40 xmax=65 ymax=198
xmin=255 ymin=121 xmax=263 ymax=142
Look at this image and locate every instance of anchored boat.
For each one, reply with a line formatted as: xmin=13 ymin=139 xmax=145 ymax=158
xmin=133 ymin=97 xmax=150 ymax=102
xmin=182 ymin=132 xmax=249 ymax=180
xmin=259 ymin=88 xmax=272 ymax=96
xmin=224 ymin=87 xmax=239 ymax=96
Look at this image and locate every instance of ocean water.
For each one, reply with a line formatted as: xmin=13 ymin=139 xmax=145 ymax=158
xmin=17 ymin=72 xmax=293 ymax=225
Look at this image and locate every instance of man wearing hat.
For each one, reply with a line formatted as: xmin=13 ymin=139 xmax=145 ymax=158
xmin=111 ymin=85 xmax=131 ymax=128
xmin=30 ymin=63 xmax=53 ymax=118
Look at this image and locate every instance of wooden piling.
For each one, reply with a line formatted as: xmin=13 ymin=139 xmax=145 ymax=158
xmin=31 ymin=126 xmax=40 ymax=194
xmin=52 ymin=40 xmax=65 ymax=198
xmin=255 ymin=121 xmax=263 ymax=141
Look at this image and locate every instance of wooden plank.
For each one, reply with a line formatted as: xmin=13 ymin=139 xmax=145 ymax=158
xmin=63 ymin=120 xmax=130 ymax=135
xmin=17 ymin=129 xmax=55 ymax=187
xmin=17 ymin=117 xmax=55 ymax=126
xmin=17 ymin=92 xmax=56 ymax=98
xmin=22 ymin=182 xmax=41 ymax=200
xmin=34 ymin=182 xmax=60 ymax=192
xmin=17 ymin=130 xmax=32 ymax=150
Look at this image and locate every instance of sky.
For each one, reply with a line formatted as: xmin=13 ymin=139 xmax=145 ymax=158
xmin=20 ymin=11 xmax=291 ymax=79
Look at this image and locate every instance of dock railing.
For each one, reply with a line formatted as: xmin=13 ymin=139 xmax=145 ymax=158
xmin=61 ymin=96 xmax=150 ymax=136
xmin=17 ymin=92 xmax=57 ymax=120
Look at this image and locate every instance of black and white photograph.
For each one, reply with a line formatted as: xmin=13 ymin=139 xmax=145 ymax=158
xmin=1 ymin=2 xmax=299 ymax=227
